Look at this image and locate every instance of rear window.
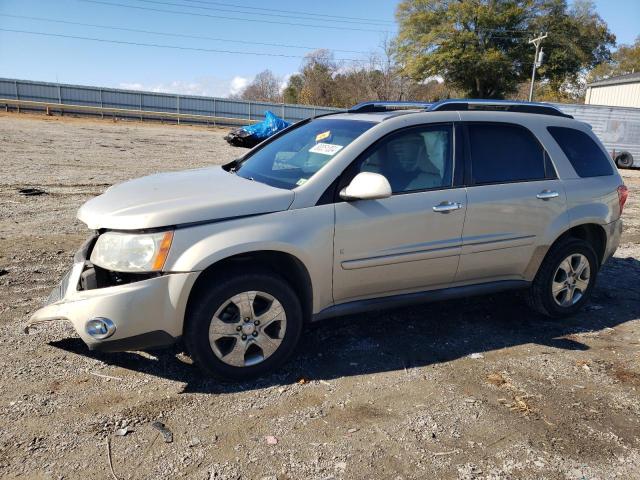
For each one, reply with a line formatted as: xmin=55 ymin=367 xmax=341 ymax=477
xmin=468 ymin=123 xmax=547 ymax=184
xmin=547 ymin=127 xmax=613 ymax=177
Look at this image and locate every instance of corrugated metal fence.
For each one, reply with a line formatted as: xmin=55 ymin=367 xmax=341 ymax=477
xmin=1 ymin=78 xmax=639 ymax=162
xmin=0 ymin=77 xmax=338 ymax=124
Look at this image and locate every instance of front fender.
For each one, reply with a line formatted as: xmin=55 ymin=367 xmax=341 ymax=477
xmin=163 ymin=206 xmax=335 ymax=313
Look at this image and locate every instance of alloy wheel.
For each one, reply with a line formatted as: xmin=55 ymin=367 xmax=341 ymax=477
xmin=208 ymin=291 xmax=287 ymax=367
xmin=551 ymin=253 xmax=591 ymax=307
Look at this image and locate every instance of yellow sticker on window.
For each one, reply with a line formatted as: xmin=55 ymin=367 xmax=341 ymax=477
xmin=315 ymin=131 xmax=331 ymax=142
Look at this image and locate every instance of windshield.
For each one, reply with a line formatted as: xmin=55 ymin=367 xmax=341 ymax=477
xmin=235 ymin=118 xmax=375 ymax=189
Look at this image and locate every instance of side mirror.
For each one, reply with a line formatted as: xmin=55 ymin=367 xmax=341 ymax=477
xmin=339 ymin=172 xmax=392 ymax=201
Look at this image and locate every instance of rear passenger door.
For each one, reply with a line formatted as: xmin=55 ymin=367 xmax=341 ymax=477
xmin=454 ymin=122 xmax=568 ymax=284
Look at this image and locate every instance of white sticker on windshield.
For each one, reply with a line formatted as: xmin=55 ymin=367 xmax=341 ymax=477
xmin=309 ymin=143 xmax=343 ymax=156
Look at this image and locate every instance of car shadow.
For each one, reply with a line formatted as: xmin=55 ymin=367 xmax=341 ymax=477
xmin=49 ymin=255 xmax=640 ymax=394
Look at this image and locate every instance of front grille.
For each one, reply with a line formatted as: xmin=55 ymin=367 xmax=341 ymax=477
xmin=45 ymin=269 xmax=71 ymax=306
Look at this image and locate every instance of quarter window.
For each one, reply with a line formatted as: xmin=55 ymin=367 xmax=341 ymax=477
xmin=468 ymin=124 xmax=547 ymax=184
xmin=547 ymin=126 xmax=613 ymax=177
xmin=355 ymin=125 xmax=453 ymax=194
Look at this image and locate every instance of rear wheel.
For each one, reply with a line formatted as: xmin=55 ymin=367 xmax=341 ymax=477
xmin=526 ymin=238 xmax=598 ymax=317
xmin=185 ymin=270 xmax=303 ymax=380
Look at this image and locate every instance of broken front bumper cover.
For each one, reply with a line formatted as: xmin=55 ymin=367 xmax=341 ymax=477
xmin=26 ymin=255 xmax=198 ymax=352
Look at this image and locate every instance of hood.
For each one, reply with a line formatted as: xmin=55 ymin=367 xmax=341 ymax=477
xmin=78 ymin=166 xmax=294 ymax=230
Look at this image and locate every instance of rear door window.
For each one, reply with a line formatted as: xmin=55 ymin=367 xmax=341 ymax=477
xmin=467 ymin=123 xmax=547 ymax=185
xmin=547 ymin=127 xmax=613 ymax=177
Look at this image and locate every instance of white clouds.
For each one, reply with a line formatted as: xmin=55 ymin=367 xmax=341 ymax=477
xmin=119 ymin=82 xmax=145 ymax=90
xmin=118 ymin=75 xmax=252 ymax=98
xmin=423 ymin=75 xmax=444 ymax=84
xmin=279 ymin=72 xmax=296 ymax=93
xmin=229 ymin=76 xmax=250 ymax=96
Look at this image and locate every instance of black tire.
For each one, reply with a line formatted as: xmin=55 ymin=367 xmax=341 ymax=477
xmin=185 ymin=269 xmax=303 ymax=380
xmin=615 ymin=152 xmax=634 ymax=169
xmin=526 ymin=238 xmax=598 ymax=317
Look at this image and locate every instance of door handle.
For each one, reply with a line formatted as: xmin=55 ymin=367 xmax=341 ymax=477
xmin=433 ymin=201 xmax=463 ymax=213
xmin=536 ymin=190 xmax=559 ymax=200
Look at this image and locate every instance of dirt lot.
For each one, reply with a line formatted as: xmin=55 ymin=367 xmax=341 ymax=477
xmin=1 ymin=112 xmax=639 ymax=480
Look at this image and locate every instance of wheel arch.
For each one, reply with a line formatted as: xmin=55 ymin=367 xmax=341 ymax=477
xmin=183 ymin=250 xmax=314 ymax=335
xmin=527 ymin=222 xmax=608 ymax=280
xmin=553 ymin=223 xmax=607 ymax=266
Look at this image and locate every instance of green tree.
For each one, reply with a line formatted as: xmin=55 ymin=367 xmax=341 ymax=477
xmin=531 ymin=0 xmax=614 ymax=96
xmin=588 ymin=37 xmax=640 ymax=82
xmin=282 ymin=74 xmax=304 ymax=104
xmin=395 ymin=0 xmax=614 ymax=99
xmin=296 ymin=50 xmax=338 ymax=106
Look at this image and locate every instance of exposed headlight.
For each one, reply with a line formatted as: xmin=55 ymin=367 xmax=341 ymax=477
xmin=90 ymin=231 xmax=174 ymax=273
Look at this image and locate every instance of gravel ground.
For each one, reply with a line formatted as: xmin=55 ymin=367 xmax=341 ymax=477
xmin=1 ymin=112 xmax=639 ymax=480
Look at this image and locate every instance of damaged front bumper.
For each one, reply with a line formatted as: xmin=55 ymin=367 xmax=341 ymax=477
xmin=26 ymin=238 xmax=199 ymax=352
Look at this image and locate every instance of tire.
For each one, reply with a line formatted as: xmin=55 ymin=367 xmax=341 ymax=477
xmin=185 ymin=269 xmax=303 ymax=380
xmin=615 ymin=152 xmax=634 ymax=169
xmin=526 ymin=238 xmax=598 ymax=318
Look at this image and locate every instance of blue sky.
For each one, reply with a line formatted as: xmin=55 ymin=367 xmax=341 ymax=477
xmin=0 ymin=0 xmax=638 ymax=97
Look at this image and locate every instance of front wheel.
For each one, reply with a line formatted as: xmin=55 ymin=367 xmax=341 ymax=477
xmin=526 ymin=238 xmax=598 ymax=317
xmin=185 ymin=270 xmax=303 ymax=380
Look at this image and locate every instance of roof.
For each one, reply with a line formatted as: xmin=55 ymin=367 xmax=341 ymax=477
xmin=428 ymin=99 xmax=571 ymax=118
xmin=318 ymin=110 xmax=423 ymax=123
xmin=348 ymin=101 xmax=433 ymax=113
xmin=327 ymin=99 xmax=572 ymax=122
xmin=587 ymin=71 xmax=640 ymax=88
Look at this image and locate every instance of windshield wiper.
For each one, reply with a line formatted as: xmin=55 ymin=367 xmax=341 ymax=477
xmin=223 ymin=159 xmax=242 ymax=173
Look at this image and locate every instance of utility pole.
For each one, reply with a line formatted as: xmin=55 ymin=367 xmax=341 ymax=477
xmin=528 ymin=33 xmax=548 ymax=101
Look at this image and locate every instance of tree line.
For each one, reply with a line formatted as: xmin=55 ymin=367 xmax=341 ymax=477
xmin=234 ymin=0 xmax=640 ymax=107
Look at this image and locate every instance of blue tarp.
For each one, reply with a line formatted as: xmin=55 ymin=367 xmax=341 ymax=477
xmin=224 ymin=111 xmax=291 ymax=148
xmin=243 ymin=111 xmax=290 ymax=139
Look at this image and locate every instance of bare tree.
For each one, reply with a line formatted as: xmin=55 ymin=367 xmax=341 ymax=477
xmin=370 ymin=36 xmax=405 ymax=101
xmin=239 ymin=70 xmax=283 ymax=102
xmin=279 ymin=43 xmax=458 ymax=108
xmin=298 ymin=49 xmax=338 ymax=106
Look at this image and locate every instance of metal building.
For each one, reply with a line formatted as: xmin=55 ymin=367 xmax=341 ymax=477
xmin=585 ymin=72 xmax=640 ymax=108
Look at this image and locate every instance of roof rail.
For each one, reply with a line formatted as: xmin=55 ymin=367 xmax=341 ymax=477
xmin=348 ymin=101 xmax=433 ymax=113
xmin=427 ymin=99 xmax=573 ymax=118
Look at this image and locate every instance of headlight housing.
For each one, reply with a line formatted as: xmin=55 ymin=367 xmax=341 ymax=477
xmin=90 ymin=231 xmax=174 ymax=273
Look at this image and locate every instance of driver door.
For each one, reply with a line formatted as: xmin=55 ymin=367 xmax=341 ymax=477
xmin=332 ymin=124 xmax=467 ymax=303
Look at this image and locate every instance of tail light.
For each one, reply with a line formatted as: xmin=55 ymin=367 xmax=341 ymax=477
xmin=617 ymin=185 xmax=628 ymax=215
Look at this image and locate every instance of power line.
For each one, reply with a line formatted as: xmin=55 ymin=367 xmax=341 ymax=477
xmin=80 ymin=0 xmax=391 ymax=33
xmin=428 ymin=28 xmax=601 ymax=47
xmin=0 ymin=28 xmax=359 ymax=60
xmin=178 ymin=0 xmax=395 ymax=25
xmin=0 ymin=27 xmax=366 ymax=61
xmin=0 ymin=13 xmax=370 ymax=54
xmin=130 ymin=0 xmax=393 ymax=27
